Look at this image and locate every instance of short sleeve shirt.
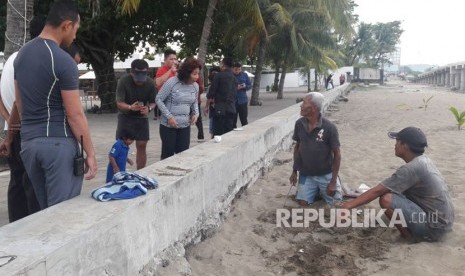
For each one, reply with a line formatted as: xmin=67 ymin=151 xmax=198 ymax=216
xmin=0 ymin=51 xmax=18 ymax=130
xmin=382 ymin=155 xmax=454 ymax=230
xmin=116 ymin=74 xmax=156 ymax=118
xmin=155 ymin=65 xmax=176 ymax=90
xmin=14 ymin=38 xmax=79 ymax=141
xmin=292 ymin=116 xmax=340 ymax=176
xmin=106 ymin=139 xmax=129 ymax=182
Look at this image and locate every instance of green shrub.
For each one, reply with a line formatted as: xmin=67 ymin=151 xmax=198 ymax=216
xmin=449 ymin=106 xmax=465 ymax=130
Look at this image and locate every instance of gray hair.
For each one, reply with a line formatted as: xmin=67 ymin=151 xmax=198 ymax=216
xmin=304 ymin=92 xmax=324 ymax=111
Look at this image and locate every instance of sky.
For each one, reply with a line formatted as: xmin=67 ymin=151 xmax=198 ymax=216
xmin=354 ymin=0 xmax=465 ymax=66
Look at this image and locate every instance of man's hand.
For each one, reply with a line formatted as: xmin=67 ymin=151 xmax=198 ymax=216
xmin=0 ymin=139 xmax=12 ymax=157
xmin=84 ymin=155 xmax=98 ymax=180
xmin=289 ymin=171 xmax=298 ymax=186
xmin=127 ymin=158 xmax=134 ymax=166
xmin=130 ymin=101 xmax=142 ymax=112
xmin=170 ymin=64 xmax=178 ymax=73
xmin=190 ymin=115 xmax=198 ymax=125
xmin=139 ymin=105 xmax=149 ymax=115
xmin=168 ymin=117 xmax=178 ymax=128
xmin=326 ymin=179 xmax=337 ymax=196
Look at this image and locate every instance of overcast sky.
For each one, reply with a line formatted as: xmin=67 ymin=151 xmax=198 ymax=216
xmin=354 ymin=0 xmax=465 ymax=66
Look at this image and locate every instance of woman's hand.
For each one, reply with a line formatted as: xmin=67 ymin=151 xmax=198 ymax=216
xmin=190 ymin=115 xmax=198 ymax=125
xmin=168 ymin=117 xmax=178 ymax=128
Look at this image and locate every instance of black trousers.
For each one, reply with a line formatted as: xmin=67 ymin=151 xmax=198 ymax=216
xmin=7 ymin=134 xmax=40 ymax=222
xmin=153 ymin=105 xmax=161 ymax=118
xmin=213 ymin=111 xmax=235 ymax=136
xmin=233 ymin=102 xmax=248 ymax=129
xmin=195 ymin=104 xmax=204 ymax=139
xmin=159 ymin=124 xmax=191 ymax=160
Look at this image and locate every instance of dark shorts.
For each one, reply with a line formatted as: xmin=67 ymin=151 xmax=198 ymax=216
xmin=116 ymin=114 xmax=149 ymax=141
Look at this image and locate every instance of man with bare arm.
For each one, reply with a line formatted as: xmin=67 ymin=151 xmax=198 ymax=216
xmin=2 ymin=0 xmax=97 ymax=209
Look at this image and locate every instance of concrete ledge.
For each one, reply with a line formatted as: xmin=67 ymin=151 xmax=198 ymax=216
xmin=0 ymin=86 xmax=347 ymax=275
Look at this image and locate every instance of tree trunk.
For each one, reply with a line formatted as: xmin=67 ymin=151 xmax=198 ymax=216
xmin=250 ymin=34 xmax=267 ymax=106
xmin=272 ymin=62 xmax=280 ymax=92
xmin=79 ymin=29 xmax=118 ymax=112
xmin=307 ymin=69 xmax=311 ymax=92
xmin=92 ymin=56 xmax=117 ymax=112
xmin=314 ymin=70 xmax=318 ymax=91
xmin=277 ymin=62 xmax=287 ymax=99
xmin=197 ymin=0 xmax=218 ymax=69
xmin=4 ymin=0 xmax=33 ymax=59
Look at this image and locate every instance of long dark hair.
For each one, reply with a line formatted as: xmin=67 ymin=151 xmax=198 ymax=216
xmin=178 ymin=57 xmax=202 ymax=83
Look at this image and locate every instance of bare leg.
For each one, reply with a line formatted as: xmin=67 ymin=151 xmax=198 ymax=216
xmin=297 ymin=199 xmax=308 ymax=207
xmin=379 ymin=193 xmax=412 ymax=240
xmin=135 ymin=140 xmax=147 ymax=169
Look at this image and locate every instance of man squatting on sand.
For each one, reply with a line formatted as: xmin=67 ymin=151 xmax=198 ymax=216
xmin=342 ymin=127 xmax=454 ymax=242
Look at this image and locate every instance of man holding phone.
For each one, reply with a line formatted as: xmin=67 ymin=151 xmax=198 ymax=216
xmin=116 ymin=59 xmax=156 ymax=169
xmin=232 ymin=62 xmax=251 ymax=129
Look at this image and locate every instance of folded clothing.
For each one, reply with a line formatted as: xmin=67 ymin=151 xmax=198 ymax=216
xmin=91 ymin=171 xmax=159 ymax=202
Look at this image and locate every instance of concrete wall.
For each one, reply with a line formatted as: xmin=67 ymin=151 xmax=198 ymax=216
xmin=0 ymin=85 xmax=349 ymax=276
xmin=259 ymin=70 xmax=307 ymax=89
xmin=356 ymin=68 xmax=381 ymax=80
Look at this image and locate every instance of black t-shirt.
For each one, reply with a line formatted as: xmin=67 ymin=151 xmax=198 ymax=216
xmin=116 ymin=74 xmax=156 ymax=118
xmin=292 ymin=116 xmax=340 ymax=176
xmin=206 ymin=68 xmax=236 ymax=113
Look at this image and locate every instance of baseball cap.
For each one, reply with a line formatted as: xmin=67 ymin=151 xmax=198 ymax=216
xmin=388 ymin=127 xmax=428 ymax=154
xmin=131 ymin=59 xmax=149 ymax=82
xmin=132 ymin=69 xmax=147 ymax=82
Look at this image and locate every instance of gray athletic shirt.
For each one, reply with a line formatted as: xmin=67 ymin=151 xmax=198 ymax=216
xmin=156 ymin=76 xmax=199 ymax=128
xmin=382 ymin=155 xmax=454 ymax=230
xmin=14 ymin=38 xmax=79 ymax=142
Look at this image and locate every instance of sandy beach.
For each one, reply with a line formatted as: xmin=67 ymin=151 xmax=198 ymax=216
xmin=160 ymin=79 xmax=465 ymax=275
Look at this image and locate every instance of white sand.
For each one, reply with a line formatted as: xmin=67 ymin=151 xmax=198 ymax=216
xmin=161 ymin=79 xmax=465 ymax=276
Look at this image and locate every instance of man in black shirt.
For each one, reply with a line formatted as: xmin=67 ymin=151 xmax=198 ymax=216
xmin=289 ymin=92 xmax=342 ymax=206
xmin=206 ymin=57 xmax=236 ymax=136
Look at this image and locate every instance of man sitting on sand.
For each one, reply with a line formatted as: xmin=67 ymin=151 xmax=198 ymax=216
xmin=289 ymin=92 xmax=343 ymax=205
xmin=342 ymin=127 xmax=454 ymax=242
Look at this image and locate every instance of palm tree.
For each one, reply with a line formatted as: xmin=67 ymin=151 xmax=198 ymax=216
xmin=273 ymin=0 xmax=354 ymax=99
xmin=197 ymin=0 xmax=218 ymax=67
xmin=224 ymin=0 xmax=354 ymax=103
xmin=4 ymin=0 xmax=33 ymax=60
xmin=223 ymin=0 xmax=288 ymax=105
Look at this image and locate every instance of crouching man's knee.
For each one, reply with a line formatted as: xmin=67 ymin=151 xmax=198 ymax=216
xmin=379 ymin=193 xmax=392 ymax=209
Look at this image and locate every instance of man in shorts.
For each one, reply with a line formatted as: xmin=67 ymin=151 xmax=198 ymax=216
xmin=116 ymin=59 xmax=156 ymax=169
xmin=289 ymin=92 xmax=343 ymax=206
xmin=342 ymin=127 xmax=454 ymax=242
